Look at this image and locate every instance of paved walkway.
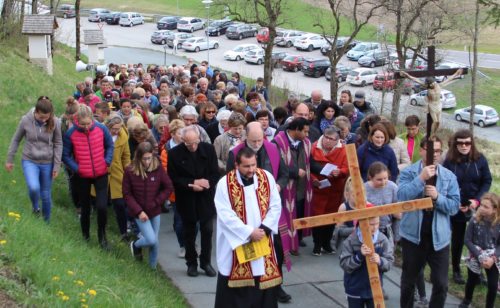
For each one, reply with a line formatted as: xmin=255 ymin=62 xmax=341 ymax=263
xmin=157 ymin=211 xmax=461 ymax=307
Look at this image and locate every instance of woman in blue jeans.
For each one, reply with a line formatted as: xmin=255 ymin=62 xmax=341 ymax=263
xmin=123 ymin=142 xmax=173 ymax=268
xmin=6 ymin=97 xmax=62 ymax=222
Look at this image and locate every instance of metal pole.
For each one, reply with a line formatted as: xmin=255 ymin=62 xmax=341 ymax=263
xmin=177 ymin=0 xmax=179 ymax=16
xmin=206 ymin=4 xmax=210 ymax=64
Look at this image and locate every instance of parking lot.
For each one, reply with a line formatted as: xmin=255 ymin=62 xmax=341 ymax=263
xmin=55 ymin=18 xmax=500 ymax=142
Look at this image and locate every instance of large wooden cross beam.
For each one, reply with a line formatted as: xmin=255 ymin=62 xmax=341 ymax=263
xmin=293 ymin=144 xmax=433 ymax=308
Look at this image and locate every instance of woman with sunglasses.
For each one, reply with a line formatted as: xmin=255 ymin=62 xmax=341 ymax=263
xmin=443 ymin=129 xmax=492 ymax=285
xmin=198 ymin=102 xmax=218 ymax=130
xmin=6 ymin=96 xmax=62 ymax=222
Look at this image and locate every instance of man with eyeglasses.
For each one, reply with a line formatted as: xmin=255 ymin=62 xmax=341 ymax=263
xmin=276 ymin=103 xmax=321 ymax=143
xmin=167 ymin=126 xmax=219 ymax=278
xmin=397 ymin=136 xmax=460 ymax=308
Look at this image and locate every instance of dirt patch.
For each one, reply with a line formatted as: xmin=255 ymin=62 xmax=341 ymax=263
xmin=0 ymin=268 xmax=20 ymax=308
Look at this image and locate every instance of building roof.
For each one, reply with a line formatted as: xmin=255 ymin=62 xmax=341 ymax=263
xmin=84 ymin=29 xmax=104 ymax=45
xmin=22 ymin=15 xmax=56 ymax=35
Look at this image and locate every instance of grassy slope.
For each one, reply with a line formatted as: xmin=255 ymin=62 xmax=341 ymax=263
xmin=0 ymin=39 xmax=187 ymax=307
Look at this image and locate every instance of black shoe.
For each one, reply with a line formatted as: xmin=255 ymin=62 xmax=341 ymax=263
xmin=278 ymin=286 xmax=292 ymax=303
xmin=383 ymin=288 xmax=389 ymax=300
xmin=299 ymin=240 xmax=307 ymax=247
xmin=458 ymin=300 xmax=470 ymax=308
xmin=290 ymin=250 xmax=300 ymax=256
xmin=187 ymin=265 xmax=199 ymax=277
xmin=100 ymin=239 xmax=111 ymax=251
xmin=312 ymin=246 xmax=322 ymax=256
xmin=200 ymin=263 xmax=216 ymax=277
xmin=130 ymin=241 xmax=143 ymax=261
xmin=322 ymin=245 xmax=336 ymax=254
xmin=453 ymin=271 xmax=465 ymax=285
xmin=32 ymin=208 xmax=41 ymax=218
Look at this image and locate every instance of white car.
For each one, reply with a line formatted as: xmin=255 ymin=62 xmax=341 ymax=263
xmin=346 ymin=68 xmax=378 ymax=86
xmin=224 ymin=44 xmax=261 ymax=61
xmin=409 ymin=89 xmax=457 ymax=109
xmin=181 ymin=37 xmax=219 ymax=52
xmin=274 ymin=30 xmax=304 ymax=47
xmin=454 ymin=105 xmax=499 ymax=127
xmin=119 ymin=12 xmax=144 ymax=27
xmin=244 ymin=49 xmax=265 ymax=65
xmin=346 ymin=42 xmax=380 ymax=61
xmin=294 ymin=34 xmax=327 ymax=52
xmin=177 ymin=17 xmax=205 ymax=33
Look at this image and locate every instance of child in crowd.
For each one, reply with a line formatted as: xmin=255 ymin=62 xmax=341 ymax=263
xmin=340 ymin=213 xmax=394 ymax=308
xmin=364 ymin=162 xmax=400 ymax=244
xmin=460 ymin=192 xmax=500 ymax=308
xmin=334 ymin=178 xmax=356 ymax=254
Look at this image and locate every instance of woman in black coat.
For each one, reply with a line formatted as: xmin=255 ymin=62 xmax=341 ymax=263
xmin=443 ymin=129 xmax=492 ymax=284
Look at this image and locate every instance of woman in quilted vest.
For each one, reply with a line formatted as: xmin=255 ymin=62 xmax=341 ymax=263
xmin=62 ymin=105 xmax=114 ymax=249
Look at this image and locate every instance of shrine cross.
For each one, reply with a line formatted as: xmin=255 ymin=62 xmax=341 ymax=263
xmin=395 ymin=44 xmax=468 ymax=183
xmin=292 ymin=144 xmax=433 ymax=308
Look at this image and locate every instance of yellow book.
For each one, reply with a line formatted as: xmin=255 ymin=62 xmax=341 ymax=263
xmin=235 ymin=235 xmax=271 ymax=264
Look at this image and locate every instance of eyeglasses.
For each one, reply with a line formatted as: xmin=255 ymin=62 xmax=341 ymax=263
xmin=184 ymin=140 xmax=200 ymax=146
xmin=422 ymin=148 xmax=443 ymax=154
xmin=205 ymin=110 xmax=216 ymax=114
xmin=456 ymin=141 xmax=472 ymax=146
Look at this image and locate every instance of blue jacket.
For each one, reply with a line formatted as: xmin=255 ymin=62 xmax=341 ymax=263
xmin=357 ymin=141 xmax=399 ymax=182
xmin=443 ymin=154 xmax=492 ymax=222
xmin=397 ymin=162 xmax=460 ymax=251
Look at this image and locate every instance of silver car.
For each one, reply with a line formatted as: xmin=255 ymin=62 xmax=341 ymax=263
xmin=88 ymin=8 xmax=110 ymax=22
xmin=454 ymin=105 xmax=499 ymax=127
xmin=409 ymin=89 xmax=457 ymax=109
xmin=181 ymin=37 xmax=219 ymax=52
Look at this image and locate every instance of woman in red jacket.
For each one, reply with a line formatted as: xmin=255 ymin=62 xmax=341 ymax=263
xmin=123 ymin=142 xmax=173 ymax=268
xmin=62 ymin=105 xmax=114 ymax=249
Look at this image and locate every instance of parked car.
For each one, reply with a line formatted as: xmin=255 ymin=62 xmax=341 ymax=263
xmin=358 ymin=50 xmax=390 ymax=68
xmin=177 ymin=17 xmax=205 ymax=33
xmin=294 ymin=34 xmax=327 ymax=52
xmin=275 ymin=30 xmax=304 ymax=47
xmin=226 ymin=24 xmax=258 ymax=40
xmin=325 ymin=64 xmax=351 ymax=82
xmin=409 ymin=89 xmax=457 ymax=109
xmin=434 ymin=62 xmax=465 ymax=82
xmin=346 ymin=42 xmax=380 ymax=61
xmin=281 ymin=55 xmax=306 ymax=72
xmin=224 ymin=44 xmax=261 ymax=61
xmin=256 ymin=27 xmax=269 ymax=43
xmin=301 ymin=58 xmax=331 ymax=78
xmin=88 ymin=8 xmax=111 ymax=22
xmin=244 ymin=49 xmax=265 ymax=65
xmin=105 ymin=12 xmax=121 ymax=25
xmin=373 ymin=72 xmax=395 ymax=91
xmin=320 ymin=37 xmax=358 ymax=55
xmin=157 ymin=16 xmax=181 ymax=30
xmin=119 ymin=12 xmax=144 ymax=27
xmin=166 ymin=33 xmax=194 ymax=48
xmin=206 ymin=19 xmax=233 ymax=36
xmin=151 ymin=30 xmax=174 ymax=45
xmin=56 ymin=4 xmax=76 ymax=18
xmin=271 ymin=51 xmax=288 ymax=68
xmin=454 ymin=105 xmax=499 ymax=127
xmin=346 ymin=68 xmax=378 ymax=86
xmin=181 ymin=37 xmax=219 ymax=52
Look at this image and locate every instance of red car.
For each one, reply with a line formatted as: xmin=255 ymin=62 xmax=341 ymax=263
xmin=256 ymin=27 xmax=269 ymax=44
xmin=373 ymin=72 xmax=395 ymax=91
xmin=281 ymin=55 xmax=305 ymax=72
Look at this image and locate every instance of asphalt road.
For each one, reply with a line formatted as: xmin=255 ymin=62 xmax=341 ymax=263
xmin=55 ymin=18 xmax=500 ymax=143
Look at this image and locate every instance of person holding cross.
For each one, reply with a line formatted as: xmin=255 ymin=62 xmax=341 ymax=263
xmin=400 ymin=68 xmax=463 ymax=136
xmin=398 ymin=136 xmax=460 ymax=308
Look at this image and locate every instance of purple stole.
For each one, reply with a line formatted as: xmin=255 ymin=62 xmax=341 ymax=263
xmin=231 ymin=141 xmax=280 ymax=179
xmin=273 ymin=131 xmax=313 ymax=271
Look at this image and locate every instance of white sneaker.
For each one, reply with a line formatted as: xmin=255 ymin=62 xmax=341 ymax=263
xmin=178 ymin=247 xmax=185 ymax=258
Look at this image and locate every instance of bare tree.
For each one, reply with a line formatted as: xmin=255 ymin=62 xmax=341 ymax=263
xmin=214 ymin=0 xmax=286 ymax=90
xmin=480 ymin=0 xmax=500 ymax=26
xmin=31 ymin=0 xmax=37 ymax=14
xmin=385 ymin=0 xmax=451 ymax=123
xmin=316 ymin=0 xmax=387 ymax=103
xmin=75 ymin=0 xmax=81 ymax=60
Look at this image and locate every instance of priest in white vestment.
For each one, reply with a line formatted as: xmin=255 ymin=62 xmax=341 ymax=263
xmin=214 ymin=147 xmax=282 ymax=308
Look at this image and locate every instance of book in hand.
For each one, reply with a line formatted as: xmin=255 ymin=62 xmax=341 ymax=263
xmin=235 ymin=235 xmax=271 ymax=264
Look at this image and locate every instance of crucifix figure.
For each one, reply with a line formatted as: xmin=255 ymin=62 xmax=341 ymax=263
xmin=293 ymin=144 xmax=433 ymax=308
xmin=396 ymin=44 xmax=467 ymax=183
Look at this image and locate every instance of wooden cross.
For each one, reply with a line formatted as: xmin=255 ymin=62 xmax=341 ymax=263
xmin=395 ymin=44 xmax=468 ymax=183
xmin=292 ymin=144 xmax=433 ymax=308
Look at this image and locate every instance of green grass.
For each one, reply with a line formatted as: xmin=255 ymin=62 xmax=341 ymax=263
xmin=0 ymin=37 xmax=187 ymax=307
xmin=444 ymin=68 xmax=500 ymax=112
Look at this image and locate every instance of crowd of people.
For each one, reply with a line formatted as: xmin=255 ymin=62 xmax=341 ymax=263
xmin=5 ymin=58 xmax=499 ymax=308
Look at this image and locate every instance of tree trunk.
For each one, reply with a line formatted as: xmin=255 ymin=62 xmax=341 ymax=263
xmin=32 ymin=0 xmax=38 ymax=14
xmin=329 ymin=58 xmax=340 ymax=103
xmin=469 ymin=0 xmax=480 ymax=134
xmin=75 ymin=0 xmax=81 ymax=61
xmin=263 ymin=27 xmax=276 ymax=91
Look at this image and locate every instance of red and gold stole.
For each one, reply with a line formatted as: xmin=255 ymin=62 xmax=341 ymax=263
xmin=226 ymin=168 xmax=282 ymax=289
